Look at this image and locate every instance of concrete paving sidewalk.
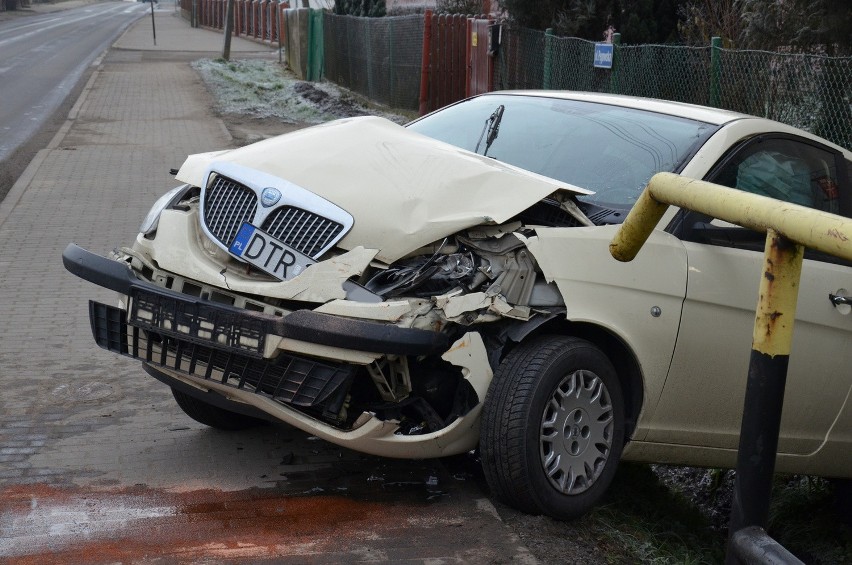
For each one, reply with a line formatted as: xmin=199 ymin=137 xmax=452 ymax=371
xmin=113 ymin=1 xmax=277 ymax=52
xmin=0 ymin=8 xmax=538 ymax=564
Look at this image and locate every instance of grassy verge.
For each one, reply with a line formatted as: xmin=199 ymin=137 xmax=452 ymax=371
xmin=491 ymin=462 xmax=851 ymax=564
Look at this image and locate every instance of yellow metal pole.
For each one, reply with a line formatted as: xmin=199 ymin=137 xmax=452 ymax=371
xmin=610 ymin=172 xmax=852 ymax=263
xmin=751 ymin=231 xmax=804 ymax=357
xmin=726 ymin=230 xmax=803 ymax=562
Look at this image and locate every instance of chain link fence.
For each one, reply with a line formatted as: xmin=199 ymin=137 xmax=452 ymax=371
xmin=718 ymin=50 xmax=851 ymax=149
xmin=618 ymin=44 xmax=711 ymax=106
xmin=324 ymin=13 xmax=424 ymax=111
xmin=316 ymin=17 xmax=852 ymax=149
xmin=494 ymin=26 xmax=852 ymax=150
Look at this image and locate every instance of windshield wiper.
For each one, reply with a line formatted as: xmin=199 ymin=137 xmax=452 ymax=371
xmin=474 ymin=105 xmax=505 ymax=157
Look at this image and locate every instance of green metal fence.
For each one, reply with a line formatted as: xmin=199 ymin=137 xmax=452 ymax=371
xmin=717 ymin=49 xmax=851 ymax=149
xmin=323 ymin=13 xmax=424 ymax=111
xmin=316 ymin=16 xmax=852 ymax=149
xmin=493 ymin=26 xmax=852 ymax=150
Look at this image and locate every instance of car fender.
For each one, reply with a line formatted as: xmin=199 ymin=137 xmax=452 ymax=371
xmin=522 ymin=225 xmax=688 ymax=439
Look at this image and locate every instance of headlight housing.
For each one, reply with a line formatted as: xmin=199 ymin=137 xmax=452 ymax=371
xmin=140 ymin=184 xmax=192 ymax=235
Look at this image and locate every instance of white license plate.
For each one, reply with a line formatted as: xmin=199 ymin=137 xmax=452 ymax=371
xmin=228 ymin=223 xmax=314 ymax=280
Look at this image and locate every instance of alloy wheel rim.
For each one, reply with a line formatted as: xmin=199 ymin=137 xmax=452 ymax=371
xmin=539 ymin=369 xmax=614 ymax=495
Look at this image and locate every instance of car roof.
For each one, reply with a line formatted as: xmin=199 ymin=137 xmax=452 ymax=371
xmin=480 ymin=90 xmax=852 ymax=157
xmin=483 ymin=90 xmax=753 ymax=126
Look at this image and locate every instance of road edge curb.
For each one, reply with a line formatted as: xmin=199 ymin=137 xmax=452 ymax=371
xmin=0 ymin=53 xmax=106 ymax=229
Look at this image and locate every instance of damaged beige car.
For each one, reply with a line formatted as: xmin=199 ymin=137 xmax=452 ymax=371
xmin=64 ymin=92 xmax=852 ymax=519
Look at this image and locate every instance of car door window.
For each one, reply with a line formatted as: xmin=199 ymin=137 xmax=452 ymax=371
xmin=715 ymin=138 xmax=843 ymax=213
xmin=679 ymin=136 xmax=851 ymax=259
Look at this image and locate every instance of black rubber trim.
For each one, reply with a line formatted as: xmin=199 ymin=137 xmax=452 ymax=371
xmin=63 ymin=242 xmax=140 ymax=294
xmin=142 ymin=364 xmax=278 ymax=423
xmin=63 ymin=243 xmax=450 ymax=356
xmin=279 ymin=310 xmax=450 ymax=356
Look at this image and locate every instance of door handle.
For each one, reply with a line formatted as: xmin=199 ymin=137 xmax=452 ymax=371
xmin=829 ymin=293 xmax=851 ymax=306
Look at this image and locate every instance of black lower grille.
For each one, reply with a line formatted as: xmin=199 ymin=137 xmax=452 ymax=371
xmin=89 ymin=301 xmax=355 ymax=409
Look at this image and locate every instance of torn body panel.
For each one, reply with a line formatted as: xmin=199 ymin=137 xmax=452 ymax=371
xmin=142 ymin=331 xmax=493 ymax=459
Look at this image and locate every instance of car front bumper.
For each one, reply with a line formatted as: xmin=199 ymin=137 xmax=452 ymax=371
xmin=63 ymin=243 xmax=450 ymax=358
xmin=62 ymin=243 xmax=485 ymax=458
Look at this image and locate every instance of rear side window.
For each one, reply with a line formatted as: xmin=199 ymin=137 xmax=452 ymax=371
xmin=680 ymin=135 xmax=851 ymax=264
xmin=711 ymin=138 xmax=844 ymax=214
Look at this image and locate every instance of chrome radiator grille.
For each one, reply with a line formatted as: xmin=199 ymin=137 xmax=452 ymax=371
xmin=202 ymin=174 xmax=345 ymax=259
xmin=262 ymin=206 xmax=344 ymax=258
xmin=203 ymin=176 xmax=257 ymax=248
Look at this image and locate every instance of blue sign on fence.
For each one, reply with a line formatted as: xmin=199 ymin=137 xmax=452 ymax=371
xmin=594 ymin=43 xmax=614 ymax=69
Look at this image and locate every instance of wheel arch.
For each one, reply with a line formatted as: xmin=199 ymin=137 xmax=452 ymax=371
xmin=523 ymin=318 xmax=644 ymax=443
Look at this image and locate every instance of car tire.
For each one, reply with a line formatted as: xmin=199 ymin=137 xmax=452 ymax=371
xmin=171 ymin=388 xmax=267 ymax=431
xmin=480 ymin=335 xmax=625 ymax=520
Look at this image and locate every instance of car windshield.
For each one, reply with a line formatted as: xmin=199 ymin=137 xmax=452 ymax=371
xmin=407 ymin=94 xmax=715 ymax=209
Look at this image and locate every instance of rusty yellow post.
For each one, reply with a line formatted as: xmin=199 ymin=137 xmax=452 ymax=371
xmin=610 ymin=172 xmax=852 ymax=564
xmin=726 ymin=230 xmax=803 ymax=563
xmin=751 ymin=230 xmax=804 ymax=357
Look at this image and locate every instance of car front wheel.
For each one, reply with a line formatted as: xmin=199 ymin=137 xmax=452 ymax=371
xmin=480 ymin=335 xmax=625 ymax=520
xmin=171 ymin=388 xmax=267 ymax=431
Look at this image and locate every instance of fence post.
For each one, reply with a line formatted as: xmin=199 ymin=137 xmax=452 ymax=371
xmin=465 ymin=17 xmax=472 ymax=97
xmin=710 ymin=36 xmax=722 ymax=107
xmin=365 ymin=18 xmax=374 ymax=99
xmin=388 ymin=17 xmax=394 ymax=106
xmin=306 ymin=9 xmax=323 ymax=81
xmin=543 ymin=27 xmax=554 ymax=89
xmin=316 ymin=9 xmax=324 ymax=79
xmin=608 ymin=32 xmax=621 ymax=94
xmin=419 ymin=10 xmax=433 ymax=116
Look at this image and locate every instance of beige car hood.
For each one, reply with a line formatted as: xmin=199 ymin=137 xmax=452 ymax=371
xmin=177 ymin=116 xmax=591 ymax=263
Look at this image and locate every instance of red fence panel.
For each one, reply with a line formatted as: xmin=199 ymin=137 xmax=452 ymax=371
xmin=421 ymin=13 xmax=494 ymax=115
xmin=467 ymin=18 xmax=494 ymax=96
xmin=254 ymin=0 xmax=261 ymax=38
xmin=424 ymin=13 xmax=468 ymax=113
xmin=269 ymin=0 xmax=280 ymax=42
xmin=242 ymin=0 xmax=249 ymax=35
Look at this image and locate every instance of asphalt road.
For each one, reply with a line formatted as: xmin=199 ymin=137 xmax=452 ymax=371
xmin=0 ymin=1 xmax=147 ymax=177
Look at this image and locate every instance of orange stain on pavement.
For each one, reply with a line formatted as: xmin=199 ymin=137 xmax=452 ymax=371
xmin=1 ymin=483 xmax=403 ymax=564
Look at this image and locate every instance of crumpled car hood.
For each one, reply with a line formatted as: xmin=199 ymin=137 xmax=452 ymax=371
xmin=176 ymin=116 xmax=591 ymax=263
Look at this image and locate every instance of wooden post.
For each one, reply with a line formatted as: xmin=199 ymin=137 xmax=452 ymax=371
xmin=222 ymin=0 xmax=234 ymax=60
xmin=419 ymin=10 xmax=433 ymax=116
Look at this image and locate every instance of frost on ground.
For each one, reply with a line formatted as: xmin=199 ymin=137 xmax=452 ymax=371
xmin=192 ymin=58 xmax=409 ymax=129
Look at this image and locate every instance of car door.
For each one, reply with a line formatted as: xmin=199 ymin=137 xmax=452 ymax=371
xmin=647 ymin=134 xmax=852 ymax=456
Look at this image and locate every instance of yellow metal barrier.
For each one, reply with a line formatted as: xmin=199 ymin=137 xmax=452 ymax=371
xmin=609 ymin=171 xmax=852 ymax=564
xmin=610 ymin=172 xmax=852 ymax=263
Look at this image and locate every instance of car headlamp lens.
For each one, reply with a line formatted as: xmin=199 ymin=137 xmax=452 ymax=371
xmin=140 ymin=184 xmax=192 ymax=235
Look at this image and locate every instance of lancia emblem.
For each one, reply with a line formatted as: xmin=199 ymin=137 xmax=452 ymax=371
xmin=261 ymin=187 xmax=281 ymax=207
